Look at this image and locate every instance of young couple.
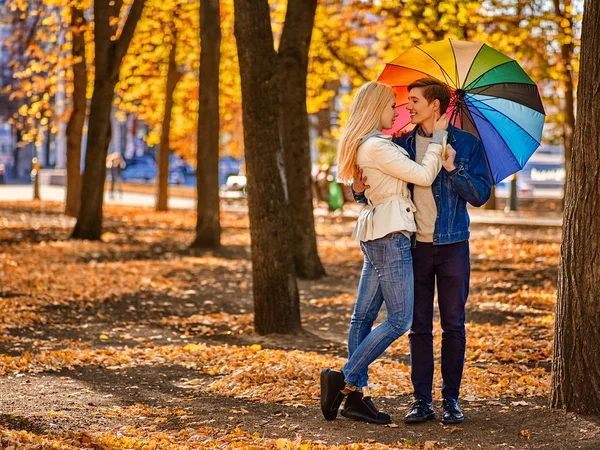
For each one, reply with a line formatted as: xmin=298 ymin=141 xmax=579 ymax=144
xmin=320 ymin=78 xmax=492 ymax=425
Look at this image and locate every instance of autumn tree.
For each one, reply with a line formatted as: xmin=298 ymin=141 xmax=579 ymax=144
xmin=278 ymin=0 xmax=324 ymax=278
xmin=156 ymin=26 xmax=183 ymax=212
xmin=233 ymin=0 xmax=301 ymax=335
xmin=6 ymin=0 xmax=67 ymax=158
xmin=550 ymin=0 xmax=600 ymax=415
xmin=65 ymin=4 xmax=88 ymax=217
xmin=71 ymin=0 xmax=145 ymax=240
xmin=191 ymin=0 xmax=221 ymax=248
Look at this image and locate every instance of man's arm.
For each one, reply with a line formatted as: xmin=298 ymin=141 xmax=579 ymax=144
xmin=446 ymin=139 xmax=492 ymax=207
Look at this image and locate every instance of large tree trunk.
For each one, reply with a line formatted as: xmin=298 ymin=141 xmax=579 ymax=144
xmin=71 ymin=0 xmax=145 ymax=240
xmin=191 ymin=0 xmax=221 ymax=248
xmin=156 ymin=36 xmax=182 ymax=212
xmin=278 ymin=0 xmax=324 ymax=279
xmin=550 ymin=0 xmax=600 ymax=415
xmin=234 ymin=0 xmax=301 ymax=335
xmin=65 ymin=6 xmax=87 ymax=218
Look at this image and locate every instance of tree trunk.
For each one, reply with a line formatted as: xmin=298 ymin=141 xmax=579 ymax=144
xmin=191 ymin=0 xmax=221 ymax=248
xmin=234 ymin=0 xmax=301 ymax=335
xmin=484 ymin=185 xmax=497 ymax=210
xmin=550 ymin=0 xmax=600 ymax=415
xmin=65 ymin=6 xmax=87 ymax=218
xmin=71 ymin=80 xmax=114 ymax=239
xmin=156 ymin=36 xmax=182 ymax=212
xmin=71 ymin=0 xmax=145 ymax=240
xmin=278 ymin=0 xmax=324 ymax=279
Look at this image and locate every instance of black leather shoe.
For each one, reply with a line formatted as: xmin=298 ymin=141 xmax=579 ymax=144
xmin=442 ymin=398 xmax=464 ymax=424
xmin=404 ymin=399 xmax=436 ymax=423
xmin=320 ymin=369 xmax=346 ymax=420
xmin=341 ymin=390 xmax=392 ymax=425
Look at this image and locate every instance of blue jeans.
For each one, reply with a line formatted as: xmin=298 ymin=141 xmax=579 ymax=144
xmin=409 ymin=241 xmax=470 ymax=403
xmin=343 ymin=233 xmax=414 ymax=389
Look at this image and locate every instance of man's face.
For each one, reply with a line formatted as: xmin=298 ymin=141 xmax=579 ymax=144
xmin=406 ymin=87 xmax=438 ymax=125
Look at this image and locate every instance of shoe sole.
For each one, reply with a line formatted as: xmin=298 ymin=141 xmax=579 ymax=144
xmin=320 ymin=369 xmax=344 ymax=421
xmin=442 ymin=417 xmax=464 ymax=424
xmin=341 ymin=408 xmax=392 ymax=425
xmin=404 ymin=412 xmax=436 ymax=424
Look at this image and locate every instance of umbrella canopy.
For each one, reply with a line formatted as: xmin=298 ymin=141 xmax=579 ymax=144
xmin=378 ymin=39 xmax=545 ymax=184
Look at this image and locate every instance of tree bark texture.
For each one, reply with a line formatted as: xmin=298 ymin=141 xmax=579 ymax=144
xmin=65 ymin=6 xmax=87 ymax=218
xmin=550 ymin=0 xmax=600 ymax=415
xmin=156 ymin=36 xmax=182 ymax=212
xmin=234 ymin=0 xmax=301 ymax=335
xmin=71 ymin=0 xmax=145 ymax=240
xmin=191 ymin=0 xmax=221 ymax=248
xmin=278 ymin=0 xmax=324 ymax=279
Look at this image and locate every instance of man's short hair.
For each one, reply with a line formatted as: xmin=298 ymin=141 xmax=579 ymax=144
xmin=408 ymin=78 xmax=451 ymax=113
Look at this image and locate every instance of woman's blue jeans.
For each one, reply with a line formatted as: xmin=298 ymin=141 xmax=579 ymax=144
xmin=343 ymin=232 xmax=414 ymax=389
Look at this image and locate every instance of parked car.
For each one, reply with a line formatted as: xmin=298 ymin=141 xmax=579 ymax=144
xmin=494 ymin=178 xmax=535 ymax=198
xmin=121 ymin=164 xmax=186 ymax=185
xmin=125 ymin=155 xmax=156 ymax=167
xmin=121 ymin=165 xmax=156 ymax=183
xmin=220 ymin=174 xmax=246 ymax=197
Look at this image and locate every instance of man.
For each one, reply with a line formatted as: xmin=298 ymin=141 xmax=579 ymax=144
xmin=353 ymin=78 xmax=492 ymax=424
xmin=107 ymin=152 xmax=126 ymax=198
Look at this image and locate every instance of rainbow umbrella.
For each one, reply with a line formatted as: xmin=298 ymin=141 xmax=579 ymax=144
xmin=378 ymin=39 xmax=545 ymax=184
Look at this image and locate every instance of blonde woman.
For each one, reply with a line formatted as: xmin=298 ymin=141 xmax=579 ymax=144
xmin=320 ymin=82 xmax=448 ymax=424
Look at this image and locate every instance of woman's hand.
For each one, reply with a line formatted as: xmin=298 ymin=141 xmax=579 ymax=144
xmin=433 ymin=113 xmax=449 ymax=131
xmin=352 ymin=165 xmax=370 ymax=193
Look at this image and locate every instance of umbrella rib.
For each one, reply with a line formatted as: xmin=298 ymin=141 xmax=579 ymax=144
xmin=461 ymin=44 xmax=487 ymax=89
xmin=467 ymin=83 xmax=545 ymax=113
xmin=449 ymin=39 xmax=460 ymax=88
xmin=464 ymin=96 xmax=527 ymax=172
xmin=415 ymin=47 xmax=458 ymax=89
xmin=382 ymin=64 xmax=446 ymax=84
xmin=460 ymin=99 xmax=494 ymax=180
xmin=458 ymin=101 xmax=480 ymax=139
xmin=464 ymin=60 xmax=531 ymax=91
xmin=465 ymin=94 xmax=543 ymax=145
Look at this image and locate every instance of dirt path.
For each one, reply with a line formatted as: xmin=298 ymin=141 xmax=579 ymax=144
xmin=0 ymin=202 xmax=598 ymax=449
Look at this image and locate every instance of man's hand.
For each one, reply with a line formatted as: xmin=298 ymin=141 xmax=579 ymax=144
xmin=352 ymin=165 xmax=370 ymax=193
xmin=443 ymin=144 xmax=457 ymax=172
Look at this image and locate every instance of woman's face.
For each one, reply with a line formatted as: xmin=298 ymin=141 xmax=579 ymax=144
xmin=380 ymin=97 xmax=399 ymax=130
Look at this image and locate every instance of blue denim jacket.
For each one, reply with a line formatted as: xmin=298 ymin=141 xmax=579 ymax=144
xmin=354 ymin=125 xmax=492 ymax=245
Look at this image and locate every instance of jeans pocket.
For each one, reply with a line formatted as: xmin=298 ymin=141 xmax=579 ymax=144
xmin=361 ymin=240 xmax=387 ymax=269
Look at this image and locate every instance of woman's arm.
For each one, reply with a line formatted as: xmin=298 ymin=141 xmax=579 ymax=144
xmin=368 ymin=135 xmax=444 ymax=187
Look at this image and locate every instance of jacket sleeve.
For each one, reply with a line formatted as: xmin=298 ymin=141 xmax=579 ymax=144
xmin=369 ymin=140 xmax=442 ymax=187
xmin=351 ymin=188 xmax=368 ymax=205
xmin=447 ymin=138 xmax=492 ymax=207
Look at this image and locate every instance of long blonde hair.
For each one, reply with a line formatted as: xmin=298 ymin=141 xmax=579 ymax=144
xmin=337 ymin=82 xmax=396 ymax=184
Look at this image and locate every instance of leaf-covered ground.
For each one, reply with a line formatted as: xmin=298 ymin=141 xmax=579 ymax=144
xmin=0 ymin=200 xmax=599 ymax=449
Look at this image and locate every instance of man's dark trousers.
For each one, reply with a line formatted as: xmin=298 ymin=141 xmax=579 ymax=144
xmin=409 ymin=241 xmax=470 ymax=403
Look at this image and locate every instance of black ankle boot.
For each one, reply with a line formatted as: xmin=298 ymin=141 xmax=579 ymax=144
xmin=341 ymin=389 xmax=392 ymax=425
xmin=320 ymin=369 xmax=347 ymax=420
